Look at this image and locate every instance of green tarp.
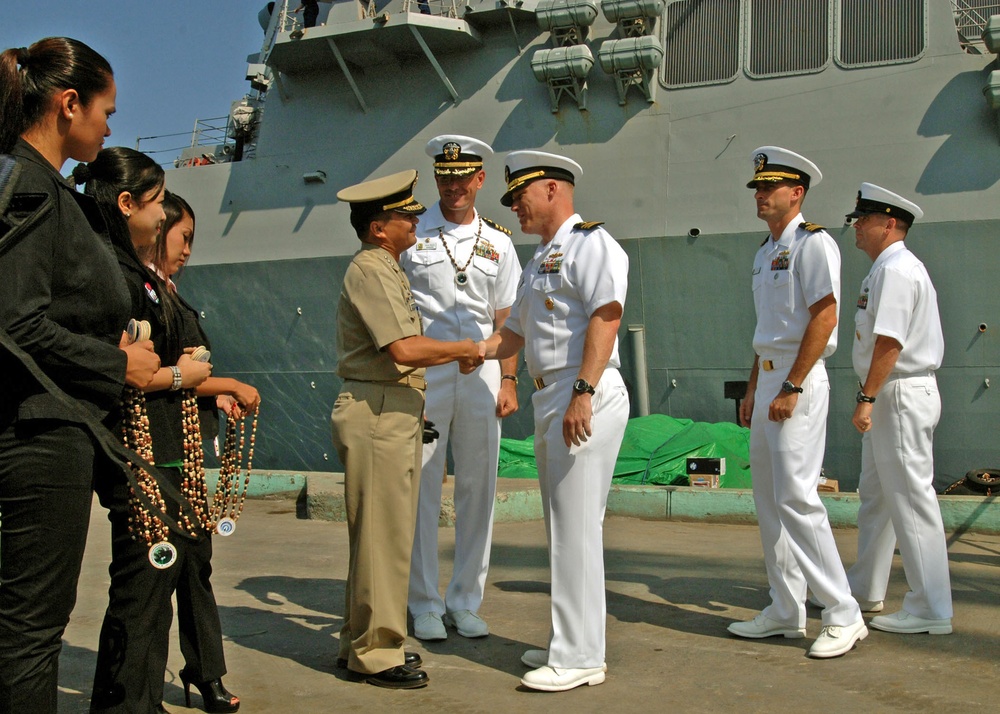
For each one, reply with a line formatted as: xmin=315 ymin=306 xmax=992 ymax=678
xmin=498 ymin=414 xmax=752 ymax=488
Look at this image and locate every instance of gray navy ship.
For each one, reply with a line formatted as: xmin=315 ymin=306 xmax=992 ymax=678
xmin=159 ymin=0 xmax=1000 ymax=491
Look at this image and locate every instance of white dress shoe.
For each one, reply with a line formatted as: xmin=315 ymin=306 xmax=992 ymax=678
xmin=870 ymin=610 xmax=952 ymax=635
xmin=443 ymin=609 xmax=489 ymax=638
xmin=808 ymin=595 xmax=884 ymax=613
xmin=413 ymin=612 xmax=447 ymax=641
xmin=807 ymin=619 xmax=868 ymax=658
xmin=520 ymin=666 xmax=605 ymax=692
xmin=727 ymin=614 xmax=806 ymax=639
xmin=521 ymin=649 xmax=607 ymax=672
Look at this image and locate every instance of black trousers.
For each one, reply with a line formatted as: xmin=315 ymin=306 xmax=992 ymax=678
xmin=90 ymin=468 xmax=221 ymax=713
xmin=176 ymin=522 xmax=227 ymax=682
xmin=0 ymin=419 xmax=96 ymax=714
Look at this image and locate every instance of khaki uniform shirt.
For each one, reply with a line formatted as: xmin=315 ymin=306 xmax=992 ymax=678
xmin=336 ymin=244 xmax=425 ymax=382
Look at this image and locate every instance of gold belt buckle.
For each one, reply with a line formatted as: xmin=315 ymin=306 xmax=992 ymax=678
xmin=533 ymin=377 xmax=546 ymax=391
xmin=761 ymin=360 xmax=775 ymax=372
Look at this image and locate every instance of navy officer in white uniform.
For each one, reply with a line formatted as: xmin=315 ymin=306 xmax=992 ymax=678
xmin=730 ymin=146 xmax=866 ymax=658
xmin=478 ymin=150 xmax=630 ymax=691
xmin=400 ymin=135 xmax=522 ymax=641
xmin=844 ymin=183 xmax=952 ymax=635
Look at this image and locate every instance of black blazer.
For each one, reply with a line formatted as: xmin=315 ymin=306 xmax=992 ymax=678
xmin=0 ymin=140 xmax=129 ymax=423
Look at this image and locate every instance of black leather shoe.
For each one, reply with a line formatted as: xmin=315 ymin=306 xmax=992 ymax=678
xmin=363 ymin=665 xmax=428 ymax=689
xmin=337 ymin=651 xmax=422 ymax=669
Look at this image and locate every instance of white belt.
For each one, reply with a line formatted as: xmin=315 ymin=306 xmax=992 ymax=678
xmin=530 ymin=367 xmax=579 ymax=391
xmin=759 ymin=355 xmax=796 ymax=371
xmin=885 ymin=369 xmax=935 ymax=381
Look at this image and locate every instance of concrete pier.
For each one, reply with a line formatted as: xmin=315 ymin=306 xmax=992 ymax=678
xmin=59 ymin=480 xmax=999 ymax=713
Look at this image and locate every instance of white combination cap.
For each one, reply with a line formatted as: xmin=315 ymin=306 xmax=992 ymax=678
xmin=501 ymin=150 xmax=582 ymax=206
xmin=847 ymin=182 xmax=923 ymax=224
xmin=747 ymin=146 xmax=822 ymax=189
xmin=426 ymin=135 xmax=493 ymax=177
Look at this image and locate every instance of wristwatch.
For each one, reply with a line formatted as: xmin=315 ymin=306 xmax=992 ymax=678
xmin=856 ymin=383 xmax=876 ymax=403
xmin=169 ymin=365 xmax=183 ymax=391
xmin=781 ymin=380 xmax=803 ymax=394
xmin=501 ymin=374 xmax=518 ymax=385
xmin=572 ymin=378 xmax=595 ymax=395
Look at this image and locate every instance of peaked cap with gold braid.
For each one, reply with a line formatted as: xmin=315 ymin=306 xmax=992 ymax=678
xmin=426 ymin=134 xmax=493 ymax=178
xmin=501 ymin=150 xmax=583 ymax=207
xmin=746 ymin=146 xmax=822 ymax=190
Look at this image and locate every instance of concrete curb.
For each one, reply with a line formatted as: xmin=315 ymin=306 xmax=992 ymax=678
xmin=239 ymin=472 xmax=1000 ymax=533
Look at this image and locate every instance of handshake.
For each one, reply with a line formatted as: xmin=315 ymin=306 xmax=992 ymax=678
xmin=458 ymin=339 xmax=488 ymax=374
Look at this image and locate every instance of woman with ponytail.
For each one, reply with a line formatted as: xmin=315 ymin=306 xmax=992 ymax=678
xmin=74 ymin=147 xmax=230 ymax=713
xmin=0 ymin=38 xmax=160 ymax=713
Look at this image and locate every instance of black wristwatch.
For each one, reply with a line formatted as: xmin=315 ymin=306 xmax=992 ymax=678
xmin=572 ymin=378 xmax=595 ymax=395
xmin=856 ymin=385 xmax=876 ymax=403
xmin=781 ymin=380 xmax=803 ymax=394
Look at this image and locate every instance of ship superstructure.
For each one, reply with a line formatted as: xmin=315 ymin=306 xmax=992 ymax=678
xmin=162 ymin=0 xmax=1000 ymax=488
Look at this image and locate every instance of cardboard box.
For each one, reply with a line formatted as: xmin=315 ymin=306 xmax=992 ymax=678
xmin=818 ymin=476 xmax=839 ymax=493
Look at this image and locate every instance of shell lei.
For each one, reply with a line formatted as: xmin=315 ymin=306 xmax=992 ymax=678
xmin=208 ymin=408 xmax=258 ymax=536
xmin=122 ymin=387 xmax=199 ymax=569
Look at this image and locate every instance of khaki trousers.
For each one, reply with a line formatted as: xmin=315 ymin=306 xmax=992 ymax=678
xmin=331 ymin=380 xmax=424 ymax=674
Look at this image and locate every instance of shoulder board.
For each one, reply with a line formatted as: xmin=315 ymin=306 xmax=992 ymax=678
xmin=799 ymin=221 xmax=825 ymax=233
xmin=760 ymin=235 xmax=769 ymax=247
xmin=574 ymin=221 xmax=604 ymax=231
xmin=481 ymin=217 xmax=512 ymax=236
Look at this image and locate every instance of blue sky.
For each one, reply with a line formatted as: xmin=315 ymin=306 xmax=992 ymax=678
xmin=1 ymin=2 xmax=267 ymax=164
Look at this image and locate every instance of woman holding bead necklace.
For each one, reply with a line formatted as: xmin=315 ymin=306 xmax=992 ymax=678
xmin=0 ymin=38 xmax=161 ymax=713
xmin=72 ymin=147 xmax=219 ymax=714
xmin=142 ymin=190 xmax=258 ymax=713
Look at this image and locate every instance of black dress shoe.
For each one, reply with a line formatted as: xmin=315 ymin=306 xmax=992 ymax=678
xmin=337 ymin=651 xmax=422 ymax=669
xmin=363 ymin=665 xmax=428 ymax=690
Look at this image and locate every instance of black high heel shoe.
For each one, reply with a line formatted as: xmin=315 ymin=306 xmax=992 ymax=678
xmin=179 ymin=669 xmax=240 ymax=713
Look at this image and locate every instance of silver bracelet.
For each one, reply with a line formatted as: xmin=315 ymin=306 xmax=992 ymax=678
xmin=169 ymin=366 xmax=183 ymax=391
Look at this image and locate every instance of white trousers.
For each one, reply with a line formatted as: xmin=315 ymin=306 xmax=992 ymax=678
xmin=750 ymin=362 xmax=861 ymax=627
xmin=533 ymin=369 xmax=629 ymax=669
xmin=408 ymin=359 xmax=501 ymax=617
xmin=847 ymin=373 xmax=952 ymax=619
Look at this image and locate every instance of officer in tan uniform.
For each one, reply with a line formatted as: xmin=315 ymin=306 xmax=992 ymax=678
xmin=331 ymin=170 xmax=483 ymax=689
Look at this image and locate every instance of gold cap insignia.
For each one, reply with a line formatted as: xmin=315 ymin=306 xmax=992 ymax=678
xmin=443 ymin=142 xmax=461 ymax=161
xmin=754 ymin=153 xmax=767 ymax=173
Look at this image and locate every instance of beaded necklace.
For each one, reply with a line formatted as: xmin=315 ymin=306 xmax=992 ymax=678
xmin=122 ymin=385 xmax=184 ymax=569
xmin=208 ymin=409 xmax=258 ymax=536
xmin=439 ymin=216 xmax=482 ymax=287
xmin=124 ymin=320 xmax=258 ymax=555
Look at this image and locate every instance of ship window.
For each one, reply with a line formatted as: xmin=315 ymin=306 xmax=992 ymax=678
xmin=837 ymin=0 xmax=926 ymax=67
xmin=661 ymin=0 xmax=742 ymax=88
xmin=746 ymin=0 xmax=831 ymax=79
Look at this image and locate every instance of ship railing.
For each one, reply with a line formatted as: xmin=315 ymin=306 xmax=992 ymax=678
xmin=951 ymin=0 xmax=1000 ymax=52
xmin=398 ymin=0 xmax=462 ymax=19
xmin=137 ymin=115 xmax=237 ymax=169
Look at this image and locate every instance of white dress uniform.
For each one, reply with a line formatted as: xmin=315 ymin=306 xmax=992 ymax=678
xmin=847 ymin=241 xmax=952 ymax=619
xmin=749 ymin=213 xmax=862 ymax=628
xmin=504 ymin=213 xmax=630 ymax=669
xmin=401 ymin=201 xmax=521 ymax=618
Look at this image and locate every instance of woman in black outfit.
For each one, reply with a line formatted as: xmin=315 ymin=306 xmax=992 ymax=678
xmin=73 ymin=147 xmax=221 ymax=714
xmin=148 ymin=191 xmax=258 ymax=712
xmin=0 ymin=37 xmax=161 ymax=713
